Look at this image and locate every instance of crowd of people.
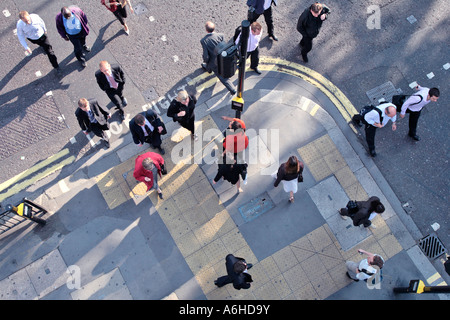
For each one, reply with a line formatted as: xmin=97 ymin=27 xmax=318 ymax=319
xmin=15 ymin=1 xmax=441 ymax=293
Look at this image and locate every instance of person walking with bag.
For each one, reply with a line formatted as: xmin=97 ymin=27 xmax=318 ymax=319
xmin=339 ymin=196 xmax=385 ymax=228
xmin=272 ymin=156 xmax=304 ymax=203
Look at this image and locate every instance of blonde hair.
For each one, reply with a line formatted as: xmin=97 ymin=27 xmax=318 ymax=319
xmin=78 ymin=98 xmax=89 ymax=108
xmin=176 ymin=90 xmax=189 ymax=102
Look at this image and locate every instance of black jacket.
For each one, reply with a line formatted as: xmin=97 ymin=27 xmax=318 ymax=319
xmin=296 ymin=6 xmax=329 ymax=39
xmin=216 ymin=254 xmax=253 ymax=290
xmin=75 ymin=99 xmax=109 ymax=132
xmin=214 ymin=162 xmax=247 ymax=185
xmin=129 ymin=110 xmax=166 ymax=146
xmin=95 ymin=64 xmax=125 ymax=94
xmin=167 ymin=95 xmax=196 ymax=125
xmin=352 ymin=196 xmax=382 ymax=227
xmin=274 ymin=162 xmax=304 ymax=187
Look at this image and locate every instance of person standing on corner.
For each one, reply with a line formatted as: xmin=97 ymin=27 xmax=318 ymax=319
xmin=95 ymin=60 xmax=127 ymax=121
xmin=167 ymin=90 xmax=198 ymax=141
xmin=296 ymin=2 xmax=330 ymax=63
xmin=200 ymin=21 xmax=237 ymax=95
xmin=247 ymin=0 xmax=279 ymax=41
xmin=352 ymin=103 xmax=397 ymax=157
xmin=400 ymin=85 xmax=440 ymax=141
xmin=16 ymin=11 xmax=60 ymax=71
xmin=101 ymin=0 xmax=134 ymax=35
xmin=272 ymin=156 xmax=304 ymax=203
xmin=345 ymin=249 xmax=384 ymax=282
xmin=235 ymin=21 xmax=263 ymax=75
xmin=56 ymin=6 xmax=90 ymax=68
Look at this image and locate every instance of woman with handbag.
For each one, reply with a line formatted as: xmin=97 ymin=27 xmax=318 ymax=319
xmin=272 ymin=156 xmax=304 ymax=203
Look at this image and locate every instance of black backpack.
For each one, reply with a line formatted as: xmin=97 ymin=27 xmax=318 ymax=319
xmin=391 ymin=94 xmax=423 ymax=113
xmin=360 ymin=105 xmax=383 ymax=125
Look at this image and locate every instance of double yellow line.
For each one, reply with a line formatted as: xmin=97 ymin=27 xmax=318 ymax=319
xmin=0 ymin=149 xmax=75 ymax=202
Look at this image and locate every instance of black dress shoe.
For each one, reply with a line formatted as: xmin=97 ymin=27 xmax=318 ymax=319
xmin=409 ymin=134 xmax=420 ymax=141
xmin=246 ymin=263 xmax=253 ymax=270
xmin=158 ymin=147 xmax=165 ymax=155
xmin=270 ymin=34 xmax=278 ymax=41
xmin=301 ymin=53 xmax=308 ymax=63
xmin=252 ymin=67 xmax=262 ymax=75
xmin=370 ymin=150 xmax=377 ymax=157
xmin=158 ymin=192 xmax=164 ymax=199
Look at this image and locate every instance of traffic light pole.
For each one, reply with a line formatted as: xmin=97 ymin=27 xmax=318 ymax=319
xmin=231 ymin=20 xmax=250 ymax=119
xmin=393 ymin=279 xmax=450 ymax=294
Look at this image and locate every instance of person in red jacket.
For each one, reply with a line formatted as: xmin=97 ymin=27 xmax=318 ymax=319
xmin=133 ymin=152 xmax=166 ymax=199
xmin=101 ymin=0 xmax=134 ymax=35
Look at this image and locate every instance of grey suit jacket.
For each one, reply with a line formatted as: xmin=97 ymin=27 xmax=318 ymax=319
xmin=200 ymin=32 xmax=225 ymax=72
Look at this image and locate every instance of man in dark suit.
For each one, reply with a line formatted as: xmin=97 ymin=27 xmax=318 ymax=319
xmin=214 ymin=254 xmax=253 ymax=290
xmin=95 ymin=60 xmax=127 ymax=121
xmin=129 ymin=110 xmax=166 ymax=155
xmin=247 ymin=0 xmax=278 ymax=41
xmin=200 ymin=21 xmax=236 ymax=95
xmin=75 ymin=98 xmax=111 ymax=148
xmin=296 ymin=2 xmax=330 ymax=62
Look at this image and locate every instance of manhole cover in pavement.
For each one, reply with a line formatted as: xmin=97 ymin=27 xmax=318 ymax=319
xmin=239 ymin=192 xmax=274 ymax=223
xmin=134 ymin=3 xmax=149 ymax=15
xmin=366 ymin=81 xmax=402 ymax=105
xmin=0 ymin=95 xmax=67 ymax=160
xmin=419 ymin=234 xmax=447 ymax=260
xmin=142 ymin=86 xmax=159 ymax=102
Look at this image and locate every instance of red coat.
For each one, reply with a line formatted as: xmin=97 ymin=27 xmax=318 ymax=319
xmin=133 ymin=152 xmax=164 ymax=191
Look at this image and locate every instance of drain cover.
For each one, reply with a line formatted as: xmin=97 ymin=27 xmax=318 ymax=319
xmin=134 ymin=3 xmax=149 ymax=15
xmin=239 ymin=193 xmax=274 ymax=222
xmin=419 ymin=234 xmax=447 ymax=260
xmin=366 ymin=81 xmax=402 ymax=104
xmin=142 ymin=86 xmax=159 ymax=102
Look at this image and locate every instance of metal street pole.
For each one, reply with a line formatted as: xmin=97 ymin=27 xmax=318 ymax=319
xmin=231 ymin=20 xmax=250 ymax=119
xmin=393 ymin=279 xmax=450 ymax=294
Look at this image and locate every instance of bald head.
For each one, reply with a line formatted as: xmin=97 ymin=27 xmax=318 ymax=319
xmin=385 ymin=105 xmax=397 ymax=118
xmin=205 ymin=21 xmax=215 ymax=33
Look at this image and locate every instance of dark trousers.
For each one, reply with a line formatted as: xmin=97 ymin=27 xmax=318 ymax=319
xmin=215 ymin=275 xmax=232 ymax=288
xmin=89 ymin=123 xmax=109 ymax=142
xmin=407 ymin=109 xmax=421 ymax=136
xmin=67 ymin=32 xmax=87 ymax=62
xmin=352 ymin=114 xmax=377 ymax=152
xmin=27 ymin=34 xmax=59 ymax=68
xmin=179 ymin=116 xmax=195 ymax=134
xmin=106 ymin=88 xmax=125 ymax=114
xmin=249 ymin=6 xmax=275 ymax=36
xmin=144 ymin=132 xmax=162 ymax=149
xmin=113 ymin=6 xmax=128 ymax=25
xmin=300 ymin=35 xmax=314 ymax=56
xmin=212 ymin=68 xmax=236 ymax=93
xmin=364 ymin=125 xmax=377 ymax=152
xmin=246 ymin=47 xmax=259 ymax=69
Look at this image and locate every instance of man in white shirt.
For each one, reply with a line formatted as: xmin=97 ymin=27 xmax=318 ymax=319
xmin=16 ymin=11 xmax=59 ymax=69
xmin=346 ymin=249 xmax=384 ymax=282
xmin=247 ymin=0 xmax=278 ymax=41
xmin=352 ymin=103 xmax=397 ymax=157
xmin=400 ymin=86 xmax=440 ymax=141
xmin=235 ymin=22 xmax=263 ymax=74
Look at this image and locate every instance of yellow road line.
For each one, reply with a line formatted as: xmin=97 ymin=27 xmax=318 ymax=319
xmin=0 ymin=148 xmax=70 ymax=193
xmin=0 ymin=155 xmax=75 ymax=202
